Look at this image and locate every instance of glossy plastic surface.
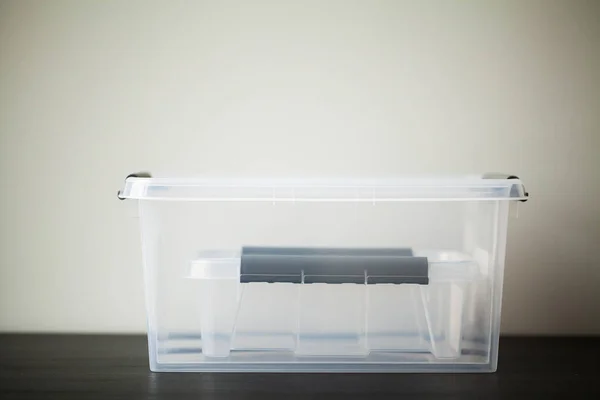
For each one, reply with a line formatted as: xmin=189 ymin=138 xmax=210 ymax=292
xmin=124 ymin=177 xmax=517 ymax=372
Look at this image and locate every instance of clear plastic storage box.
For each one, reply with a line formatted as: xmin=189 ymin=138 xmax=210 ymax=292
xmin=118 ymin=174 xmax=528 ymax=372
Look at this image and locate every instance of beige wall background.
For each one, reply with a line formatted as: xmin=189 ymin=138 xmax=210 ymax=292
xmin=0 ymin=0 xmax=598 ymax=334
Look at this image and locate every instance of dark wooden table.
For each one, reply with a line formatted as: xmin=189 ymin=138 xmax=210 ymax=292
xmin=0 ymin=335 xmax=598 ymax=399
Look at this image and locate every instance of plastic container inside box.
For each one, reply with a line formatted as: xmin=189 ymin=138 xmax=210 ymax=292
xmin=118 ymin=174 xmax=527 ymax=372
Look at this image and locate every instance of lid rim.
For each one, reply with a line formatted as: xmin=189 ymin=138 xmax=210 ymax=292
xmin=118 ymin=174 xmax=529 ymax=202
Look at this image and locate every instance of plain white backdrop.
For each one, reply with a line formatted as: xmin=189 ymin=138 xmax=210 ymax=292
xmin=0 ymin=0 xmax=598 ymax=334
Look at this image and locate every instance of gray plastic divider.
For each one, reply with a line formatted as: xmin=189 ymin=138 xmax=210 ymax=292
xmin=240 ymin=247 xmax=428 ymax=285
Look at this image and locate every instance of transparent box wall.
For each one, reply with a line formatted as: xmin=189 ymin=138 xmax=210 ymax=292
xmin=122 ymin=178 xmax=524 ymax=372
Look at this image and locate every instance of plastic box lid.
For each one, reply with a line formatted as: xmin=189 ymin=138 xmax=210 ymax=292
xmin=118 ymin=173 xmax=528 ymax=202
